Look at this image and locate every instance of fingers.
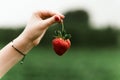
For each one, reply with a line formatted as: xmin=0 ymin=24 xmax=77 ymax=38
xmin=32 ymin=10 xmax=65 ymax=30
xmin=42 ymin=15 xmax=64 ymax=28
xmin=34 ymin=10 xmax=64 ymax=20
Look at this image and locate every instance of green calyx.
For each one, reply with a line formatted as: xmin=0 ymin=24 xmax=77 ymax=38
xmin=54 ymin=22 xmax=71 ymax=40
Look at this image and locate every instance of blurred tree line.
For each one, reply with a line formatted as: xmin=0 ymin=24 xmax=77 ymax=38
xmin=0 ymin=10 xmax=118 ymax=47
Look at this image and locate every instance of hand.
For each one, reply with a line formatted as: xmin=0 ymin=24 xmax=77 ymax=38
xmin=21 ymin=10 xmax=65 ymax=46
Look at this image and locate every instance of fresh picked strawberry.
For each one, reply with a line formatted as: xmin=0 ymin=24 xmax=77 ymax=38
xmin=52 ymin=21 xmax=71 ymax=56
xmin=52 ymin=38 xmax=71 ymax=56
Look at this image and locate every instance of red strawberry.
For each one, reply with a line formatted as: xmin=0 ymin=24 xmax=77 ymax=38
xmin=52 ymin=21 xmax=71 ymax=56
xmin=52 ymin=38 xmax=71 ymax=56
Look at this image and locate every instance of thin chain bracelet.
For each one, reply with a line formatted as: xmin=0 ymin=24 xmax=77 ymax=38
xmin=11 ymin=41 xmax=26 ymax=64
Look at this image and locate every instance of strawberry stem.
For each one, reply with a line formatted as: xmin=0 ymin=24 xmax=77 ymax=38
xmin=61 ymin=22 xmax=65 ymax=33
xmin=54 ymin=20 xmax=71 ymax=39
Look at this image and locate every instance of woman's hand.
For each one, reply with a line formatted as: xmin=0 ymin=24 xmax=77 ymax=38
xmin=0 ymin=10 xmax=64 ymax=78
xmin=22 ymin=10 xmax=65 ymax=46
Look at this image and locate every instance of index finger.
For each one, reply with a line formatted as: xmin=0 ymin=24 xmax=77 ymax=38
xmin=34 ymin=10 xmax=65 ymax=20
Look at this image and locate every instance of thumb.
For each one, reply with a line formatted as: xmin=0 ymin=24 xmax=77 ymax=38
xmin=43 ymin=15 xmax=62 ymax=27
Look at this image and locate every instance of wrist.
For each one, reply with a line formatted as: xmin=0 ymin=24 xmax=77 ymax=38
xmin=13 ymin=34 xmax=35 ymax=54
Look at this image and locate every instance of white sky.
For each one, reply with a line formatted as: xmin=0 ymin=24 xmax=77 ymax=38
xmin=0 ymin=0 xmax=120 ymax=29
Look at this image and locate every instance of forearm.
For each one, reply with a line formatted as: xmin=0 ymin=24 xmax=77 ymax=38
xmin=0 ymin=10 xmax=64 ymax=79
xmin=0 ymin=34 xmax=34 ymax=78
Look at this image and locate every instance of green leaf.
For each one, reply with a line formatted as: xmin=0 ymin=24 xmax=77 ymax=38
xmin=54 ymin=30 xmax=62 ymax=37
xmin=65 ymin=34 xmax=71 ymax=39
xmin=54 ymin=30 xmax=58 ymax=36
xmin=62 ymin=30 xmax=66 ymax=36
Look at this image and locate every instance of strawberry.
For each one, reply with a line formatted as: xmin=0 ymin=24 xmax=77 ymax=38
xmin=52 ymin=21 xmax=71 ymax=56
xmin=52 ymin=38 xmax=71 ymax=56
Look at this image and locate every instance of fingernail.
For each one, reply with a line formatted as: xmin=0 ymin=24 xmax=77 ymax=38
xmin=55 ymin=16 xmax=60 ymax=22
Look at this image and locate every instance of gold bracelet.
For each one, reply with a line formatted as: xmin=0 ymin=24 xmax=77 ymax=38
xmin=11 ymin=41 xmax=26 ymax=64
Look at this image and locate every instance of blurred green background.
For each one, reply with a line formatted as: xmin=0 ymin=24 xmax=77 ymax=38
xmin=1 ymin=10 xmax=120 ymax=80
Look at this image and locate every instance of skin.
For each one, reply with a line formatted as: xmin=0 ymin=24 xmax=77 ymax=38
xmin=0 ymin=10 xmax=64 ymax=78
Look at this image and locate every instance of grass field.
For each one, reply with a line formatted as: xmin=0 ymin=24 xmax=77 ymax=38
xmin=2 ymin=46 xmax=120 ymax=80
